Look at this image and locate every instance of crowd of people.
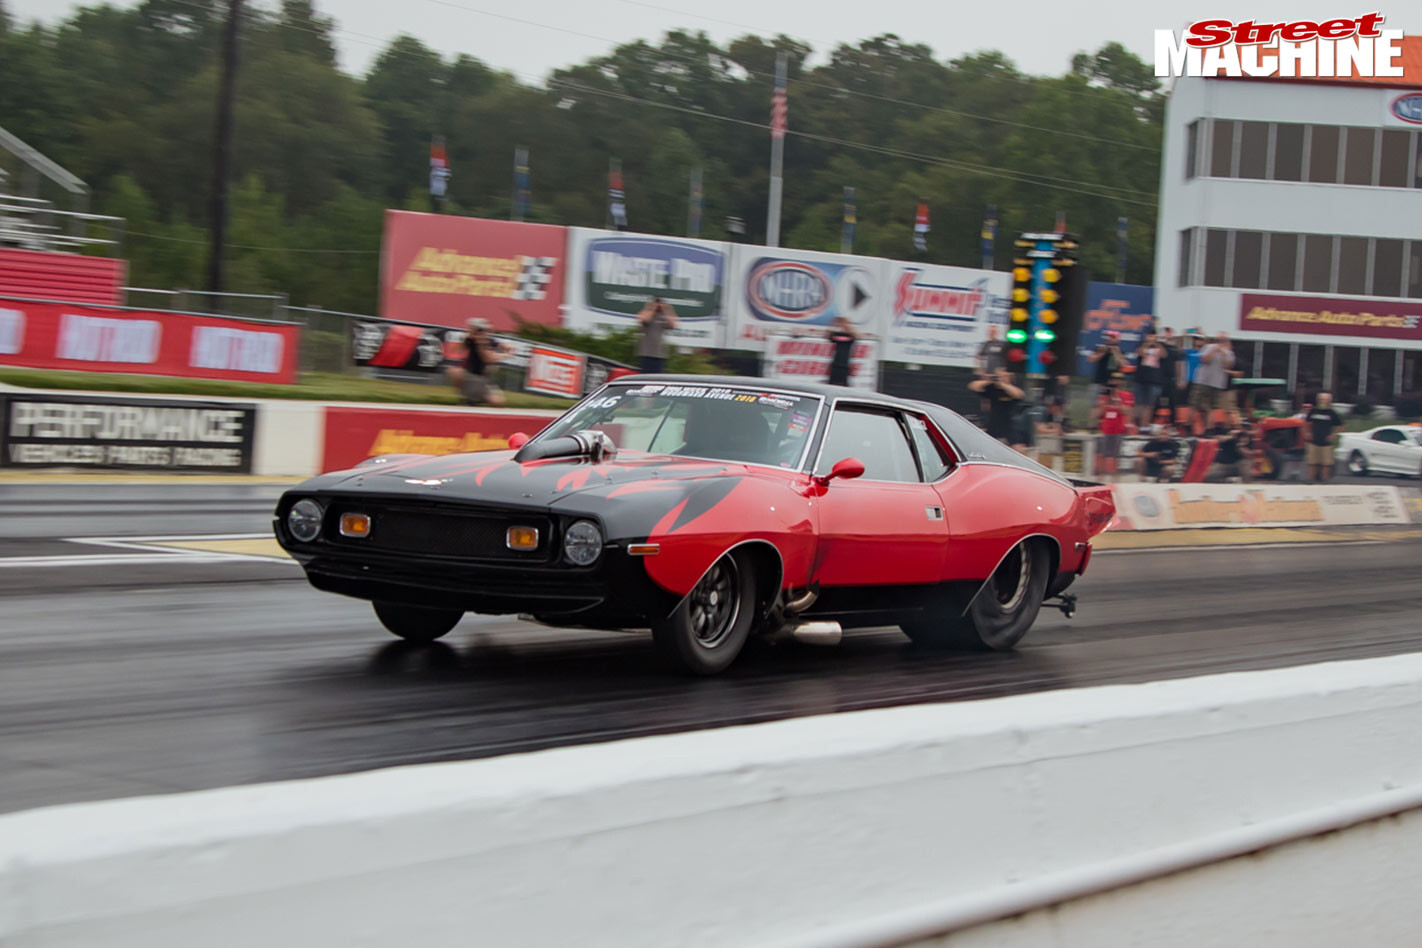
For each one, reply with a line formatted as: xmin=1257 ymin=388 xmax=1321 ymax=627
xmin=970 ymin=325 xmax=1347 ymax=484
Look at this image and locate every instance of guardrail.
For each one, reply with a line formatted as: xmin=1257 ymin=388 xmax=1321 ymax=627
xmin=3 ymin=653 xmax=1421 ymax=947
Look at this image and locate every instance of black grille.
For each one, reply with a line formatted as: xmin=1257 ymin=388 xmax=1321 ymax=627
xmin=329 ymin=505 xmax=551 ymax=561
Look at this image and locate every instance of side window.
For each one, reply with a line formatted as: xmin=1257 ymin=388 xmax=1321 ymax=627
xmin=816 ymin=409 xmax=919 ymax=483
xmin=1373 ymin=429 xmax=1404 ymax=444
xmin=906 ymin=415 xmax=952 ymax=481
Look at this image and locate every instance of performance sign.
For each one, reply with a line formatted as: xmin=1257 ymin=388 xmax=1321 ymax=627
xmin=881 ymin=263 xmax=1009 ymax=367
xmin=1239 ymin=293 xmax=1422 ymax=342
xmin=0 ymin=395 xmax=256 ymax=472
xmin=761 ymin=331 xmax=879 ymax=390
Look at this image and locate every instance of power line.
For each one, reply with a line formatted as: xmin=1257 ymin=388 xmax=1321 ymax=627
xmin=552 ymin=79 xmax=1157 ymax=206
xmin=127 ymin=229 xmax=380 ymax=254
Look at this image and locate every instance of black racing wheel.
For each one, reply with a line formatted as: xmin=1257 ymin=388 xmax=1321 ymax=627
xmin=373 ymin=601 xmax=464 ymax=643
xmin=902 ymin=540 xmax=1050 ymax=651
xmin=1347 ymin=451 xmax=1369 ymax=476
xmin=653 ymin=551 xmax=757 ymax=675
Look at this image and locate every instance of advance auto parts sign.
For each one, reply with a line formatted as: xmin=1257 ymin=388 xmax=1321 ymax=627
xmin=1 ymin=395 xmax=255 ymax=472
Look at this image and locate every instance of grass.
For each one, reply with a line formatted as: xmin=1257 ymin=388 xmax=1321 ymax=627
xmin=0 ymin=367 xmax=571 ymax=410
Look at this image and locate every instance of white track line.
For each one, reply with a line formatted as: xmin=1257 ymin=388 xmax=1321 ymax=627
xmin=0 ymin=533 xmax=295 ymax=568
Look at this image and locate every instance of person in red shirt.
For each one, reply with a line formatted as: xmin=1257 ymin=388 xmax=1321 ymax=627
xmin=1094 ymin=386 xmax=1128 ymax=475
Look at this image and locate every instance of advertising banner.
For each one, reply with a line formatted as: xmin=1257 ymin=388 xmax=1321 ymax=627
xmin=0 ymin=299 xmax=298 ymax=383
xmin=881 ymin=263 xmax=1009 ymax=367
xmin=563 ymin=228 xmax=727 ymax=348
xmin=1108 ymin=482 xmax=1409 ymax=531
xmin=727 ymin=248 xmax=889 ymax=351
xmin=379 ymin=211 xmax=565 ymax=331
xmin=1077 ymin=283 xmax=1156 ymax=374
xmin=0 ymin=394 xmax=256 ymax=472
xmin=1239 ymin=293 xmax=1422 ymax=342
xmin=762 ymin=331 xmax=879 ymax=390
xmin=322 ymin=406 xmax=557 ymax=472
xmin=524 ymin=346 xmax=585 ymax=397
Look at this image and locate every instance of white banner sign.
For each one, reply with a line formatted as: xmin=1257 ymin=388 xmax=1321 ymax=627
xmin=881 ymin=262 xmax=1010 ymax=367
xmin=727 ymin=247 xmax=889 ymax=352
xmin=1109 ymin=482 xmax=1410 ymax=531
xmin=762 ymin=331 xmax=879 ymax=390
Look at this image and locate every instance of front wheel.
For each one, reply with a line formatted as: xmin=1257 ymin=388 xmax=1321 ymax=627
xmin=653 ymin=552 xmax=757 ymax=675
xmin=1347 ymin=451 xmax=1369 ymax=476
xmin=901 ymin=541 xmax=1050 ymax=651
xmin=373 ymin=601 xmax=463 ymax=643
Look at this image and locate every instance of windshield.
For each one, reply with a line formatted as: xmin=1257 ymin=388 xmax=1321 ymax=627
xmin=537 ymin=382 xmax=823 ymax=468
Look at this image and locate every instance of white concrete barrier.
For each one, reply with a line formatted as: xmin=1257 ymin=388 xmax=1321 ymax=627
xmin=3 ymin=654 xmax=1422 ymax=948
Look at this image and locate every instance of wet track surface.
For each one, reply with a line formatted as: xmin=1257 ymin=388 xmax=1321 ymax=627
xmin=2 ymin=483 xmax=1421 ymax=814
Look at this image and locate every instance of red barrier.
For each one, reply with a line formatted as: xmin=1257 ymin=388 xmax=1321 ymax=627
xmin=322 ymin=406 xmax=556 ymax=472
xmin=0 ymin=248 xmax=126 ymax=305
xmin=0 ymin=299 xmax=299 ymax=384
xmin=379 ymin=211 xmax=566 ymax=331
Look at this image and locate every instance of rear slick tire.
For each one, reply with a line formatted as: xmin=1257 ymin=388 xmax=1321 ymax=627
xmin=653 ymin=552 xmax=757 ymax=675
xmin=373 ymin=601 xmax=463 ymax=643
xmin=901 ymin=541 xmax=1050 ymax=651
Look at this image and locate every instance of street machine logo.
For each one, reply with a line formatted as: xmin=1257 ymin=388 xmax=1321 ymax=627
xmin=1154 ymin=13 xmax=1405 ymax=78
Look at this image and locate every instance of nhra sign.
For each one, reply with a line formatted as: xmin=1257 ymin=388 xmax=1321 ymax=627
xmin=729 ymin=249 xmax=888 ymax=351
xmin=762 ymin=330 xmax=879 ymax=390
xmin=1 ymin=394 xmax=256 ymax=472
xmin=0 ymin=298 xmax=298 ymax=383
xmin=881 ymin=263 xmax=1010 ymax=367
xmin=563 ymin=229 xmax=727 ymax=348
xmin=380 ymin=211 xmax=565 ymax=332
xmin=1076 ymin=282 xmax=1156 ymax=374
xmin=322 ymin=406 xmax=555 ymax=472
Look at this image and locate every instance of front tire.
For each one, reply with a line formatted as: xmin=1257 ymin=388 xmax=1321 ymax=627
xmin=373 ymin=601 xmax=463 ymax=643
xmin=653 ymin=552 xmax=757 ymax=675
xmin=902 ymin=541 xmax=1050 ymax=651
xmin=1347 ymin=451 xmax=1369 ymax=476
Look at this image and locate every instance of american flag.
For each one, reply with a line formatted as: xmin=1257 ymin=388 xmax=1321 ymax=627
xmin=770 ymin=79 xmax=787 ymax=140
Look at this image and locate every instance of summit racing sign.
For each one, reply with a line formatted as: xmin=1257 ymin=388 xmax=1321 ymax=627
xmin=1154 ymin=14 xmax=1405 ymax=77
xmin=881 ymin=263 xmax=1009 ymax=368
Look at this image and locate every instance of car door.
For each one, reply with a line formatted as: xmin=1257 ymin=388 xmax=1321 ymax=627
xmin=1370 ymin=428 xmax=1408 ymax=473
xmin=810 ymin=405 xmax=949 ymax=587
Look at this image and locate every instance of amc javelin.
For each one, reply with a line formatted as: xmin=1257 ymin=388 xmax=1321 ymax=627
xmin=275 ymin=377 xmax=1115 ymax=674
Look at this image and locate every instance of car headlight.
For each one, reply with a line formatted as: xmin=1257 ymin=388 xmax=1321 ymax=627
xmin=563 ymin=519 xmax=603 ymax=566
xmin=287 ymin=499 xmax=324 ymax=542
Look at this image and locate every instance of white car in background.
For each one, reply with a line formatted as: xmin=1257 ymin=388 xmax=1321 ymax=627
xmin=1339 ymin=424 xmax=1422 ymax=478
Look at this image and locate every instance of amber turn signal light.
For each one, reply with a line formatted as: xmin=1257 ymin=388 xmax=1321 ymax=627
xmin=506 ymin=526 xmax=540 ymax=551
xmin=339 ymin=513 xmax=371 ymax=538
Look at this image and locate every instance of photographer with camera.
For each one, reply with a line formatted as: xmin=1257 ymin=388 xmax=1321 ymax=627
xmin=636 ymin=296 xmax=680 ymax=374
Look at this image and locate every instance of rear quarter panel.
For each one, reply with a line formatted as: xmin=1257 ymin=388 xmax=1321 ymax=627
xmin=935 ymin=464 xmax=1092 ymax=580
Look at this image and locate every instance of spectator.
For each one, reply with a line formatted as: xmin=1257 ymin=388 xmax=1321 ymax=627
xmin=636 ymin=296 xmax=679 ymax=373
xmin=1205 ymin=420 xmax=1253 ymax=482
xmin=454 ymin=318 xmax=507 ymax=406
xmin=976 ymin=324 xmax=1006 ymax=376
xmin=1190 ymin=332 xmax=1235 ymax=432
xmin=1131 ymin=332 xmax=1167 ymax=428
xmin=826 ymin=315 xmax=858 ymax=387
xmin=1158 ymin=326 xmax=1183 ymax=423
xmin=1044 ymin=373 xmax=1071 ymax=427
xmin=1136 ymin=424 xmax=1180 ymax=482
xmin=968 ymin=368 xmax=1024 ymax=443
xmin=1094 ymin=387 xmax=1128 ymax=475
xmin=1305 ymin=392 xmax=1343 ymax=482
xmin=1086 ymin=330 xmax=1124 ymax=415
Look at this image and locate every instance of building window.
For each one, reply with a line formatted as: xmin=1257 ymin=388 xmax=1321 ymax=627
xmin=1297 ymin=345 xmax=1326 ymax=395
xmin=1177 ymin=228 xmax=1194 ymax=287
xmin=1342 ymin=127 xmax=1377 ymax=186
xmin=1185 ymin=120 xmax=1199 ymax=179
xmin=1333 ymin=347 xmax=1362 ymax=397
xmin=1204 ymin=229 xmax=1229 ymax=286
xmin=1266 ymin=233 xmax=1299 ymax=291
xmin=1231 ymin=231 xmax=1263 ymax=288
xmin=1233 ymin=339 xmax=1259 ymax=377
xmin=1261 ymin=342 xmax=1291 ymax=382
xmin=1308 ymin=125 xmax=1340 ymax=183
xmin=1408 ymin=241 xmax=1422 ymax=299
xmin=1367 ymin=348 xmax=1396 ymax=402
xmin=1373 ymin=239 xmax=1403 ymax=297
xmin=1336 ymin=237 xmax=1368 ymax=295
xmin=1379 ymin=130 xmax=1410 ymax=188
xmin=1273 ymin=123 xmax=1305 ymax=181
xmin=1237 ymin=122 xmax=1268 ymax=179
xmin=1415 ymin=135 xmax=1422 ymax=188
xmin=1211 ymin=119 xmax=1236 ymax=177
xmin=1404 ymin=351 xmax=1422 ymax=393
xmin=1302 ymin=235 xmax=1334 ymax=293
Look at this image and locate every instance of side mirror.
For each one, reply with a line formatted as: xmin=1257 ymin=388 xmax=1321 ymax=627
xmin=814 ymin=457 xmax=865 ymax=487
xmin=507 ymin=432 xmax=530 ymax=450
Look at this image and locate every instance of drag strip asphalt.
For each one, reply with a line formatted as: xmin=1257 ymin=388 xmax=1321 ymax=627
xmin=2 ymin=483 xmax=1421 ymax=815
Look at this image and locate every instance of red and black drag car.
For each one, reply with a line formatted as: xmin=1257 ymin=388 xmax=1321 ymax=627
xmin=274 ymin=376 xmax=1115 ymax=674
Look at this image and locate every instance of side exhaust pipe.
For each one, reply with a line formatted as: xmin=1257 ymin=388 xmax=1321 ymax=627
xmin=789 ymin=620 xmax=842 ymax=646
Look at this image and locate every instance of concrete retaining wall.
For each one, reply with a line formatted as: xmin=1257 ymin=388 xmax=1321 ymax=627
xmin=3 ymin=654 xmax=1421 ymax=948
